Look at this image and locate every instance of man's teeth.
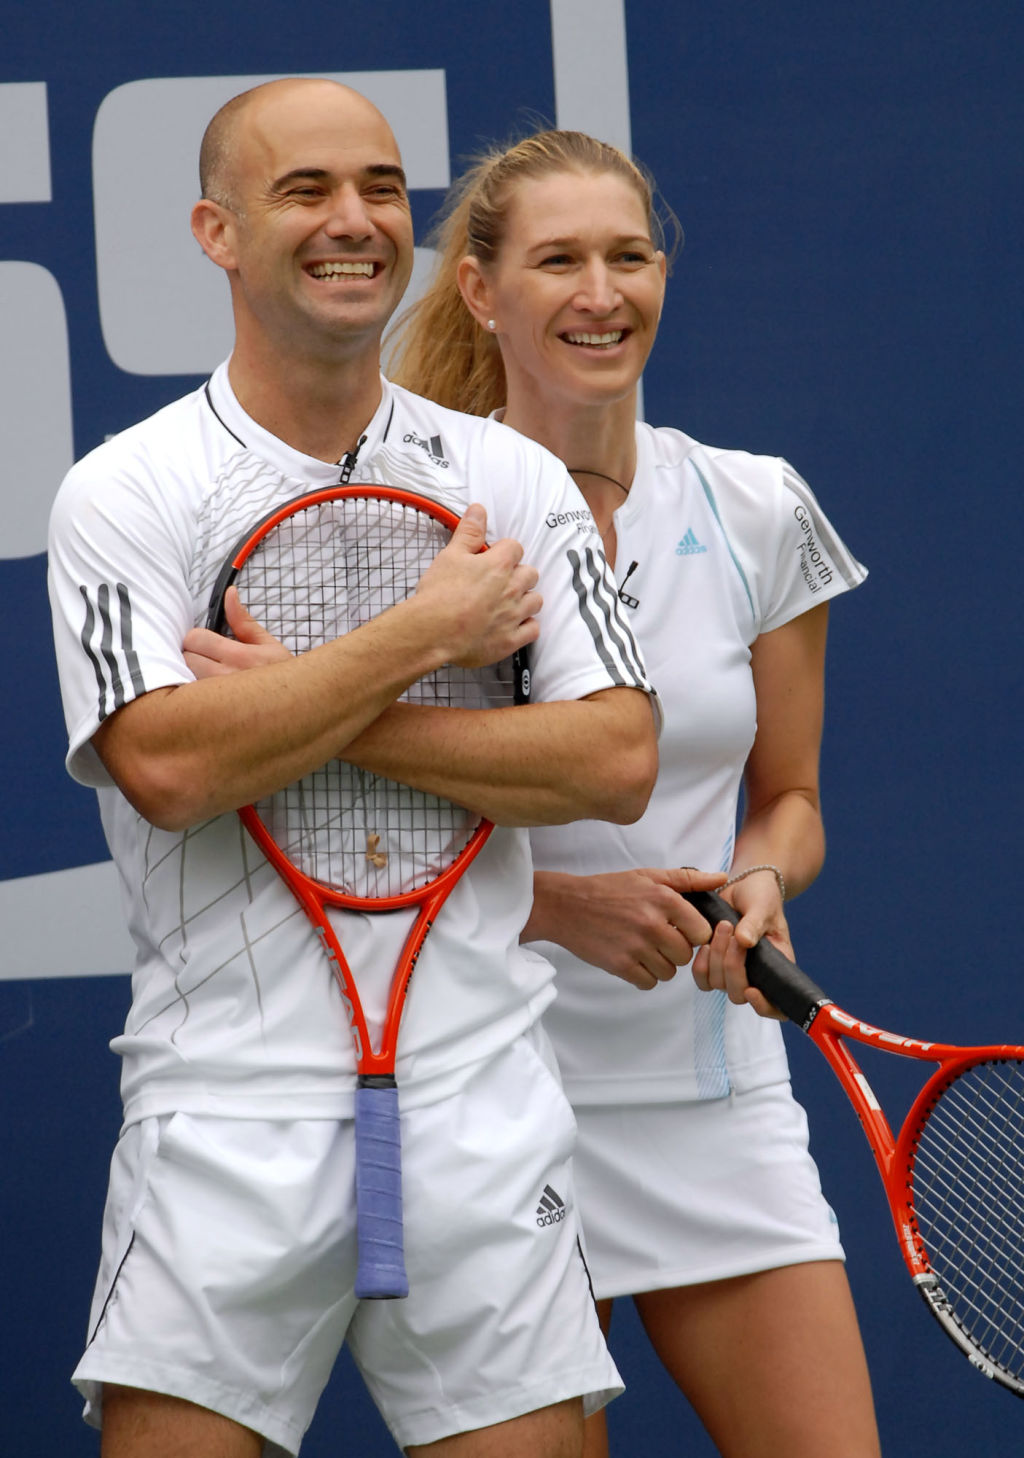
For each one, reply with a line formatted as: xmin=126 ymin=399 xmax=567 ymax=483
xmin=309 ymin=262 xmax=375 ymax=278
xmin=565 ymin=330 xmax=623 ymax=346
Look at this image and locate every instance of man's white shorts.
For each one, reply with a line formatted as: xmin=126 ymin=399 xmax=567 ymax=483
xmin=573 ymin=1081 xmax=845 ymax=1300
xmin=72 ymin=1028 xmax=622 ymax=1455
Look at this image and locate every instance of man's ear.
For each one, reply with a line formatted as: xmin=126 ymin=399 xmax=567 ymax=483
xmin=456 ymin=255 xmax=494 ymax=330
xmin=191 ymin=199 xmax=238 ymax=271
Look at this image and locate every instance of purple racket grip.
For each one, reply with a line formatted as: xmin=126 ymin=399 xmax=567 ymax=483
xmin=354 ymin=1080 xmax=409 ymax=1299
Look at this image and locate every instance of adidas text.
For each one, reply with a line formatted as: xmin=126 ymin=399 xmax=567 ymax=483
xmin=536 ymin=1184 xmax=567 ymax=1227
xmin=403 ymin=431 xmax=449 ymax=468
xmin=536 ymin=1209 xmax=565 ymax=1226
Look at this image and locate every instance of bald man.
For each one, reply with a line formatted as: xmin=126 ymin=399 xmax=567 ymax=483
xmin=48 ymin=79 xmax=661 ymax=1457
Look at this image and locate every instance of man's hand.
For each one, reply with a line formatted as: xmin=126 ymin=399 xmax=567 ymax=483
xmin=414 ymin=504 xmax=542 ymax=668
xmin=185 ymin=505 xmax=541 ymax=681
xmin=183 ymin=587 xmax=291 ymax=679
xmin=527 ymin=866 xmax=729 ymax=990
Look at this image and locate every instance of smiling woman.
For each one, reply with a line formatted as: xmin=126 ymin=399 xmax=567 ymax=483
xmin=456 ymin=170 xmax=667 ymax=436
xmin=389 ymin=129 xmax=881 ymax=1458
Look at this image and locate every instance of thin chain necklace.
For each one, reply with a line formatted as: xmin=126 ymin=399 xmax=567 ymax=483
xmin=568 ymin=466 xmax=630 ymax=495
xmin=569 ymin=467 xmax=629 ymax=565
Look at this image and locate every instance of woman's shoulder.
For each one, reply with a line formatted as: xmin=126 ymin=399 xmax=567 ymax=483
xmin=637 ymin=421 xmax=789 ymax=499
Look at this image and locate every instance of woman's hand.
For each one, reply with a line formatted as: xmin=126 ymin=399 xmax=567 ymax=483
xmin=691 ymin=867 xmax=791 ymax=1020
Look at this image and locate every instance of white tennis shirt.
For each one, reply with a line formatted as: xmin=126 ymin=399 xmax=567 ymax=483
xmin=530 ymin=422 xmax=867 ymax=1105
xmin=47 ymin=366 xmax=655 ymax=1123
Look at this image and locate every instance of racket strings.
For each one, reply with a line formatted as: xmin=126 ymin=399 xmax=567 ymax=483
xmin=243 ymin=494 xmax=452 ymax=650
xmin=910 ymin=1059 xmax=1024 ymax=1377
xmin=265 ymin=761 xmax=481 ymax=897
xmin=238 ymin=493 xmax=495 ymax=897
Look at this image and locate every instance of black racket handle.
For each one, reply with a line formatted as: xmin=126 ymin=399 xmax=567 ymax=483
xmin=681 ymin=890 xmax=831 ymax=1030
xmin=512 ymin=646 xmax=531 ymax=705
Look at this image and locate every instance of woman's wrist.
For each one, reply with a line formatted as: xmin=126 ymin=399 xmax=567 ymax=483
xmin=722 ymin=863 xmax=786 ymax=902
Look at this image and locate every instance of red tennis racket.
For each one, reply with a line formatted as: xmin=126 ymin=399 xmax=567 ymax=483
xmin=207 ymin=484 xmax=527 ymax=1299
xmin=684 ymin=889 xmax=1024 ymax=1396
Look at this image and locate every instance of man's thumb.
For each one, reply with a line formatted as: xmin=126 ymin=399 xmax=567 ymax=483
xmin=452 ymin=502 xmax=488 ymax=547
xmin=225 ymin=586 xmax=273 ymax=644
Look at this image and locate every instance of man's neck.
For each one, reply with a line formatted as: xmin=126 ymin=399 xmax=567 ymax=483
xmin=227 ymin=343 xmax=384 ymax=463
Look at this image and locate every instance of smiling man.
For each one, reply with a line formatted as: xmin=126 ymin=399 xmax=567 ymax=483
xmin=194 ymin=81 xmax=416 ymax=455
xmin=46 ymin=78 xmax=662 ymax=1458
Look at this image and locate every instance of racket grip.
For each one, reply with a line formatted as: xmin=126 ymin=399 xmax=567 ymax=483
xmin=682 ymin=890 xmax=831 ymax=1029
xmin=354 ymin=1080 xmax=409 ymax=1300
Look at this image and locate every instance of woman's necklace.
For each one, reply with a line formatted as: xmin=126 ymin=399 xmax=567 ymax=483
xmin=568 ymin=466 xmax=630 ymax=495
xmin=568 ymin=467 xmax=630 ymax=565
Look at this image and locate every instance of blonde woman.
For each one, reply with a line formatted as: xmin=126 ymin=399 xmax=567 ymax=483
xmin=389 ymin=131 xmax=881 ymax=1458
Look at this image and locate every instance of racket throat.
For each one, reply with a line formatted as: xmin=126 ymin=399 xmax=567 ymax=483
xmin=358 ymin=1072 xmax=399 ymax=1091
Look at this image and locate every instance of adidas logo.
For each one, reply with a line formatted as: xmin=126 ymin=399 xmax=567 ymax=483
xmin=675 ymin=528 xmax=707 ymax=556
xmin=536 ymin=1184 xmax=567 ymax=1227
xmin=403 ymin=430 xmax=450 ymax=469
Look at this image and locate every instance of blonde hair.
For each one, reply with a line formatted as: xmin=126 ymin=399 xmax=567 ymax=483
xmin=387 ymin=129 xmax=677 ymax=417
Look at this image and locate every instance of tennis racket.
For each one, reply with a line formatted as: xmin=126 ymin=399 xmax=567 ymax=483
xmin=684 ymin=888 xmax=1024 ymax=1395
xmin=207 ymin=484 xmax=528 ymax=1299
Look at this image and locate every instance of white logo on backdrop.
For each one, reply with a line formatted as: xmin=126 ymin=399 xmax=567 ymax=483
xmin=0 ymin=83 xmax=74 ymax=562
xmin=0 ymin=261 xmax=74 ymax=560
xmin=0 ymin=82 xmax=52 ymax=203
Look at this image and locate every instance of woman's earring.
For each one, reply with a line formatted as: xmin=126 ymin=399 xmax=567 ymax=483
xmin=487 ymin=319 xmax=496 ymax=331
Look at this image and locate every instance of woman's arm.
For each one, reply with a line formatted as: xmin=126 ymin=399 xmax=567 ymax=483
xmin=518 ymin=607 xmax=830 ymax=995
xmin=692 ymin=601 xmax=830 ymax=1017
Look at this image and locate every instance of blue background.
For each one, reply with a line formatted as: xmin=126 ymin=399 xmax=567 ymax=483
xmin=2 ymin=1 xmax=1022 ymax=1452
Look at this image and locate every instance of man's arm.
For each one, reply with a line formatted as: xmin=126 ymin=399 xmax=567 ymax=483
xmin=178 ymin=546 xmax=659 ymax=829
xmin=93 ymin=506 xmax=542 ymax=830
xmin=338 ymin=688 xmax=657 ymax=827
xmin=180 ymin=596 xmax=658 ymax=829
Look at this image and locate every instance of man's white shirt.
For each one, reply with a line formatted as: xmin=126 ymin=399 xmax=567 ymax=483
xmin=48 ymin=367 xmax=655 ymax=1124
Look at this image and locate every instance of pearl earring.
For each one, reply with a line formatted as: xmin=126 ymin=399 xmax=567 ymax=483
xmin=487 ymin=319 xmax=496 ymax=331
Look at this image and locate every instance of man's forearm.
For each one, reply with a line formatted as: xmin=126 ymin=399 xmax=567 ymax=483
xmin=93 ymin=598 xmax=463 ymax=831
xmin=342 ymin=687 xmax=658 ymax=827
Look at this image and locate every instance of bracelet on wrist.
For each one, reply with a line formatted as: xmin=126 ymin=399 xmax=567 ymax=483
xmin=722 ymin=863 xmax=786 ymax=902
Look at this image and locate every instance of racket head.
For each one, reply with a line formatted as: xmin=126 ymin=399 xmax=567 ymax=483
xmin=683 ymin=890 xmax=1024 ymax=1393
xmin=208 ymin=484 xmax=519 ymax=907
xmin=207 ymin=484 xmax=459 ymax=636
xmin=895 ymin=1051 xmax=1024 ymax=1395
